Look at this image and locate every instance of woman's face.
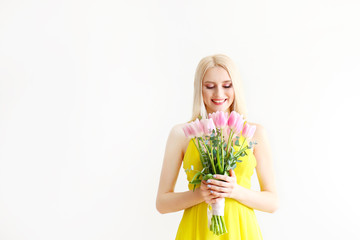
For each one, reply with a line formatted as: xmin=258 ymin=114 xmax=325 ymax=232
xmin=202 ymin=66 xmax=235 ymax=115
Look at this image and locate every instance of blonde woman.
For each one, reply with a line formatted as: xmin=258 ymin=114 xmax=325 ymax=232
xmin=156 ymin=54 xmax=279 ymax=239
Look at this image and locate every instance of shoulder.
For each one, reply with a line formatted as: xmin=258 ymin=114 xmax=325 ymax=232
xmin=246 ymin=121 xmax=266 ymax=136
xmin=246 ymin=122 xmax=268 ymax=152
xmin=167 ymin=122 xmax=191 ymax=155
xmin=170 ymin=122 xmax=188 ymax=135
xmin=168 ymin=122 xmax=188 ymax=142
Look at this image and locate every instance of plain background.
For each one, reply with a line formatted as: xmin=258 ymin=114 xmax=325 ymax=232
xmin=1 ymin=0 xmax=359 ymax=239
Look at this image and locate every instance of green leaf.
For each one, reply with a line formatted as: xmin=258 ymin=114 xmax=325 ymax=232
xmin=191 ymin=179 xmax=202 ymax=184
xmin=203 ymin=173 xmax=213 ymax=181
xmin=190 ymin=172 xmax=202 ymax=183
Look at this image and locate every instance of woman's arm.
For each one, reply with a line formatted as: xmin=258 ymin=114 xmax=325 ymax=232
xmin=156 ymin=124 xmax=216 ymax=214
xmin=237 ymin=123 xmax=279 ymax=212
xmin=205 ymin=124 xmax=279 ymax=213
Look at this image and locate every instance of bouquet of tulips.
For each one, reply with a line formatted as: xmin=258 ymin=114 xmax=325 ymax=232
xmin=182 ymin=110 xmax=257 ymax=236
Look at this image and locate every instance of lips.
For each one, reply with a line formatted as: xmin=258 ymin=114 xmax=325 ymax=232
xmin=212 ymin=99 xmax=227 ymax=105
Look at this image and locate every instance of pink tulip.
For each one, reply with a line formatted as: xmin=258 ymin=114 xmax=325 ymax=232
xmin=209 ymin=111 xmax=228 ymax=129
xmin=216 ymin=112 xmax=225 ymax=128
xmin=208 ymin=112 xmax=215 ymax=123
xmin=227 ymin=111 xmax=238 ymax=129
xmin=208 ymin=113 xmax=216 ymax=127
xmin=234 ymin=117 xmax=245 ymax=135
xmin=242 ymin=122 xmax=250 ymax=137
xmin=182 ymin=124 xmax=195 ymax=138
xmin=244 ymin=125 xmax=256 ymax=140
xmin=200 ymin=118 xmax=216 ymax=136
xmin=228 ymin=111 xmax=245 ymax=135
xmin=191 ymin=118 xmax=204 ymax=137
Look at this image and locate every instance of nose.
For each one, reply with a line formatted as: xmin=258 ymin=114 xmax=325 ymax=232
xmin=214 ymin=85 xmax=225 ymax=98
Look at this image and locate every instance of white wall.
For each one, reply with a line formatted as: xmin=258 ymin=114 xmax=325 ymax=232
xmin=1 ymin=0 xmax=359 ymax=239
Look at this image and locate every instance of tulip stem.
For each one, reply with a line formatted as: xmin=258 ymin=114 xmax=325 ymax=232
xmin=225 ymin=129 xmax=234 ymax=158
xmin=217 ymin=129 xmax=223 ymax=173
xmin=193 ymin=138 xmax=205 ymax=166
xmin=221 ymin=129 xmax=225 ymax=173
xmin=204 ymin=137 xmax=217 ymax=174
xmin=240 ymin=137 xmax=246 ymax=150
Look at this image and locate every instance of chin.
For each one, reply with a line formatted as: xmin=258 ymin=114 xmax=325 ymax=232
xmin=210 ymin=107 xmax=230 ymax=113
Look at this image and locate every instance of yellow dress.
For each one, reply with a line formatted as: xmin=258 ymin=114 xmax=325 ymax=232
xmin=175 ymin=135 xmax=263 ymax=240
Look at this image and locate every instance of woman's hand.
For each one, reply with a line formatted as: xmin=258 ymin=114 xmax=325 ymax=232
xmin=198 ymin=179 xmax=224 ymax=204
xmin=205 ymin=169 xmax=239 ymax=199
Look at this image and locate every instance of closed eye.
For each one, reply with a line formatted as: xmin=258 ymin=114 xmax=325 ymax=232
xmin=206 ymin=85 xmax=232 ymax=89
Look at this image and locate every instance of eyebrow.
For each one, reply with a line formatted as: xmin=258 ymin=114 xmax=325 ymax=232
xmin=204 ymin=80 xmax=232 ymax=83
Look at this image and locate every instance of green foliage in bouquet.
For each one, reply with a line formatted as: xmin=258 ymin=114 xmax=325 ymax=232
xmin=186 ymin=129 xmax=257 ymax=192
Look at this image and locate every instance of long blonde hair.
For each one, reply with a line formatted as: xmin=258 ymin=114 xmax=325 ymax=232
xmin=189 ymin=54 xmax=248 ymax=122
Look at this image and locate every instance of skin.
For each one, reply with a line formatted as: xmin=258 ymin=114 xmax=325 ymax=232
xmin=202 ymin=66 xmax=235 ymax=117
xmin=156 ymin=66 xmax=279 ymax=214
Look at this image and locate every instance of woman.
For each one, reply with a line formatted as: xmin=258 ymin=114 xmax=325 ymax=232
xmin=156 ymin=54 xmax=279 ymax=239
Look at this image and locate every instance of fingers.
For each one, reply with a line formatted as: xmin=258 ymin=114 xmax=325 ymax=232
xmin=200 ymin=180 xmax=207 ymax=189
xmin=206 ymin=178 xmax=230 ymax=188
xmin=200 ymin=180 xmax=225 ymax=204
xmin=205 ymin=174 xmax=237 ymax=199
xmin=200 ymin=181 xmax=214 ymax=202
xmin=201 ymin=176 xmax=237 ymax=203
xmin=204 ymin=177 xmax=231 ymax=192
xmin=207 ymin=184 xmax=229 ymax=193
xmin=212 ymin=174 xmax=231 ymax=182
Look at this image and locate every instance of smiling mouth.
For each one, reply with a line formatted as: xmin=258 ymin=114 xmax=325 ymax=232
xmin=212 ymin=99 xmax=227 ymax=104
